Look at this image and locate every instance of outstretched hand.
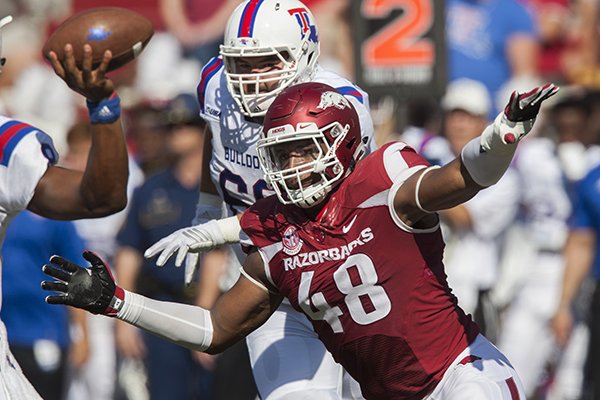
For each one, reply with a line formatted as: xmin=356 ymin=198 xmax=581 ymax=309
xmin=42 ymin=250 xmax=124 ymax=316
xmin=477 ymin=83 xmax=559 ymax=155
xmin=504 ymin=83 xmax=560 ymax=122
xmin=144 ymin=219 xmax=227 ymax=268
xmin=496 ymin=83 xmax=560 ymax=145
xmin=461 ymin=82 xmax=560 ymax=188
xmin=48 ymin=43 xmax=115 ymax=101
xmin=183 ymin=201 xmax=226 ymax=286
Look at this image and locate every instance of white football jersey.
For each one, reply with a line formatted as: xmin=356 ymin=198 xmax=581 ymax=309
xmin=514 ymin=137 xmax=572 ymax=251
xmin=0 ymin=116 xmax=57 ymax=247
xmin=197 ymin=58 xmax=375 ymax=217
xmin=400 ymin=126 xmax=454 ymax=166
xmin=0 ymin=115 xmax=58 ymax=399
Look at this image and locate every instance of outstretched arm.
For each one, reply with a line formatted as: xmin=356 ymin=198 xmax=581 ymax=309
xmin=42 ymin=250 xmax=282 ymax=354
xmin=28 ymin=44 xmax=128 ymax=220
xmin=393 ymin=83 xmax=559 ymax=226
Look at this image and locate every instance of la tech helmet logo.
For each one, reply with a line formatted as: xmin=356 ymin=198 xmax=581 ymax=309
xmin=288 ymin=8 xmax=318 ymax=43
xmin=282 ymin=226 xmax=303 ymax=255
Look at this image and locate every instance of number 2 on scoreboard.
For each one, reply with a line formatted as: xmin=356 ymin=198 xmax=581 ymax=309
xmin=362 ymin=0 xmax=434 ymax=66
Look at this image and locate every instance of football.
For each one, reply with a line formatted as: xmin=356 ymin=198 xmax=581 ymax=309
xmin=42 ymin=7 xmax=154 ymax=72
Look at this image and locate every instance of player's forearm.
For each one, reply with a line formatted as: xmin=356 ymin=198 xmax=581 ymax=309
xmin=557 ymin=231 xmax=595 ymax=309
xmin=507 ymin=35 xmax=539 ymax=77
xmin=412 ymin=159 xmax=482 ymax=214
xmin=81 ymin=118 xmax=128 ymax=214
xmin=460 ymin=115 xmax=521 ymax=188
xmin=190 ymin=0 xmax=243 ymax=46
xmin=117 ymin=290 xmax=216 ymax=353
xmin=196 ymin=249 xmax=228 ymax=308
xmin=114 ymin=247 xmax=143 ymax=291
xmin=419 ymin=117 xmax=523 ymax=211
xmin=158 ymin=0 xmax=190 ymax=40
xmin=412 ymin=114 xmax=524 ymax=215
xmin=68 ymin=307 xmax=89 ymax=345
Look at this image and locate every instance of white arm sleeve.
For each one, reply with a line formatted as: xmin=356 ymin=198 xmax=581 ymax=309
xmin=461 ymin=113 xmax=518 ymax=187
xmin=461 ymin=107 xmax=544 ymax=187
xmin=117 ymin=290 xmax=213 ymax=351
xmin=461 ymin=134 xmax=515 ymax=187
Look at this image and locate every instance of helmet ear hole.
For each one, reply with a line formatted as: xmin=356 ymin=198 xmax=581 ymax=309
xmin=280 ymin=50 xmax=292 ymax=62
xmin=346 ymin=137 xmax=356 ymax=150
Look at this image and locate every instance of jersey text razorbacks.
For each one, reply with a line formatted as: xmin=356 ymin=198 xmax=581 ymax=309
xmin=283 ymin=228 xmax=373 ymax=271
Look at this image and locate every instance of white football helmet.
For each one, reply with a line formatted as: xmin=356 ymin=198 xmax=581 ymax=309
xmin=220 ymin=0 xmax=320 ymax=117
xmin=0 ymin=16 xmax=13 ymax=72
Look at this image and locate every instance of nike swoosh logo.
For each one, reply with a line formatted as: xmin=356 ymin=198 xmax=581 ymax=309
xmin=342 ymin=215 xmax=358 ymax=234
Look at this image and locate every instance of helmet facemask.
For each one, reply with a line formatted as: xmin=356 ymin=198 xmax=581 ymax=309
xmin=221 ymin=37 xmax=317 ymax=118
xmin=257 ymin=121 xmax=351 ymax=208
xmin=220 ymin=0 xmax=320 ymax=118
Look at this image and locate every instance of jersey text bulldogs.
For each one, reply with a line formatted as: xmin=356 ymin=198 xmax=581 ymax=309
xmin=224 ymin=146 xmax=261 ymax=169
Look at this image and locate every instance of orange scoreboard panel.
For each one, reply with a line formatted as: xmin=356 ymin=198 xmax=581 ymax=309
xmin=353 ymin=0 xmax=446 ymax=97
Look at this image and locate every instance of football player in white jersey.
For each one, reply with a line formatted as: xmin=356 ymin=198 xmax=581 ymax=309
xmin=146 ymin=1 xmax=373 ymax=398
xmin=0 ymin=16 xmax=129 ymax=399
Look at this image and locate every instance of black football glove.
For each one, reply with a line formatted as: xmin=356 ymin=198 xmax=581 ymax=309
xmin=504 ymin=83 xmax=559 ymax=122
xmin=42 ymin=250 xmax=124 ymax=316
xmin=482 ymin=83 xmax=559 ymax=148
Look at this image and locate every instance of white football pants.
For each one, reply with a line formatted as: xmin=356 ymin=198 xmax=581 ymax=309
xmin=425 ymin=334 xmax=525 ymax=399
xmin=497 ymin=252 xmax=586 ymax=399
xmin=246 ymin=301 xmax=363 ymax=400
xmin=0 ymin=321 xmax=42 ymax=400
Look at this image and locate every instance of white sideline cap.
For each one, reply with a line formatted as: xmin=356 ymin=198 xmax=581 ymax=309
xmin=442 ymin=78 xmax=491 ymax=117
xmin=0 ymin=15 xmax=13 ymax=69
xmin=0 ymin=16 xmax=12 ymax=30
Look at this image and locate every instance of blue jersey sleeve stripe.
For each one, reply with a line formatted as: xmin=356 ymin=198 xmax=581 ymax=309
xmin=197 ymin=57 xmax=223 ymax=113
xmin=336 ymin=86 xmax=364 ymax=104
xmin=0 ymin=120 xmax=22 ymax=136
xmin=0 ymin=123 xmax=37 ymax=166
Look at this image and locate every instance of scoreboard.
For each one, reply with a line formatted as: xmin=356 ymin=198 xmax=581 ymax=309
xmin=352 ymin=0 xmax=446 ymax=99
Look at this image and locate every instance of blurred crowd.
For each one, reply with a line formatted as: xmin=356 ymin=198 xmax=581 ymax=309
xmin=0 ymin=0 xmax=599 ymax=399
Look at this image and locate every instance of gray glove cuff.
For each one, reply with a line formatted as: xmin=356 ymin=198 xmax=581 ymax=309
xmin=193 ymin=192 xmax=223 ymax=225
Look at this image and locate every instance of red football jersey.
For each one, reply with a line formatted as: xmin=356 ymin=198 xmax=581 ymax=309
xmin=240 ymin=142 xmax=479 ymax=399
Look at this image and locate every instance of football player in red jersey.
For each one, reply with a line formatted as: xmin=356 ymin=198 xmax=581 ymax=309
xmin=42 ymin=82 xmax=558 ymax=399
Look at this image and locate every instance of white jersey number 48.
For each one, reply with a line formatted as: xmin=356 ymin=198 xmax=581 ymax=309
xmin=298 ymin=253 xmax=391 ymax=333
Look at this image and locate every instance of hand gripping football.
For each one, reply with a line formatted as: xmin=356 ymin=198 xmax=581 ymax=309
xmin=42 ymin=7 xmax=154 ymax=72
